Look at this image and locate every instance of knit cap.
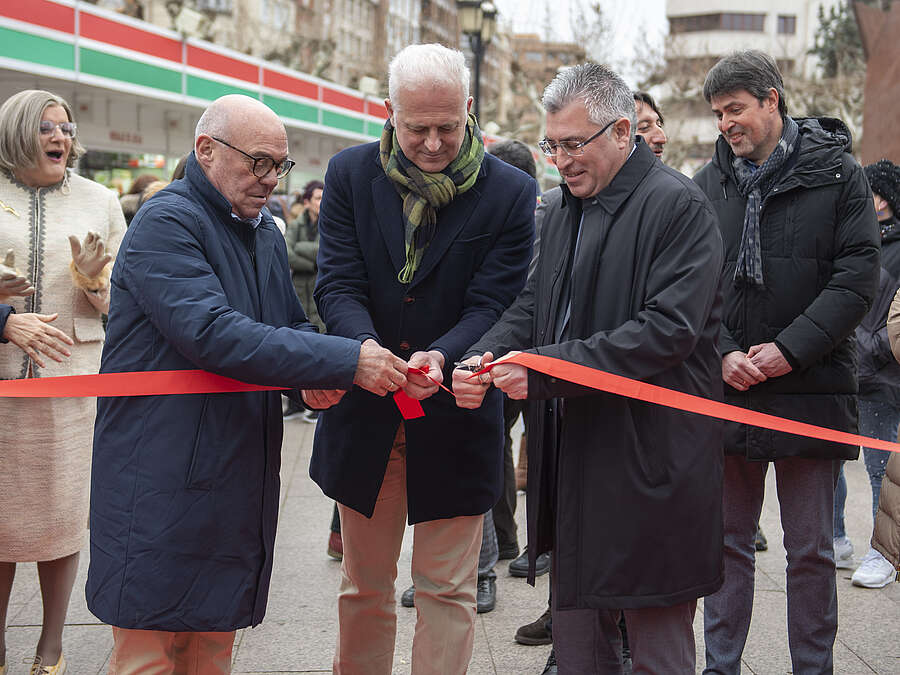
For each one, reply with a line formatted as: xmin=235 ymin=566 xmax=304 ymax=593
xmin=864 ymin=159 xmax=900 ymax=216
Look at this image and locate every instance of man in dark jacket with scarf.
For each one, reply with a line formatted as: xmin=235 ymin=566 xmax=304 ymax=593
xmin=310 ymin=44 xmax=535 ymax=674
xmin=87 ymin=94 xmax=407 ymax=671
xmin=455 ymin=62 xmax=725 ymax=674
xmin=693 ymin=51 xmax=880 ymax=674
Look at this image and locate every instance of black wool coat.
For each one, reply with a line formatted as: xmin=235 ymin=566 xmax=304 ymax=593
xmin=694 ymin=117 xmax=880 ymax=461
xmin=469 ymin=140 xmax=725 ymax=610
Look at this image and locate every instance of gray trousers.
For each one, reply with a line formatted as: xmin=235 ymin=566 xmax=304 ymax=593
xmin=703 ymin=455 xmax=840 ymax=675
xmin=493 ymin=396 xmax=524 ymax=552
xmin=478 ymin=508 xmax=498 ymax=581
xmin=551 ymin=594 xmax=697 ymax=674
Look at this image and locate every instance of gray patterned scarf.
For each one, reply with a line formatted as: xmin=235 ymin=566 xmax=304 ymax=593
xmin=731 ymin=117 xmax=799 ymax=287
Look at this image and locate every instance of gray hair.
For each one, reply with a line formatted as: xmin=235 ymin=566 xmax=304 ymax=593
xmin=703 ymin=50 xmax=788 ymax=118
xmin=542 ymin=63 xmax=636 ymax=144
xmin=0 ymin=90 xmax=85 ymax=172
xmin=388 ymin=44 xmax=469 ymax=108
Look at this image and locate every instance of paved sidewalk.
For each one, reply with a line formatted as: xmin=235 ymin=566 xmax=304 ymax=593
xmin=5 ymin=416 xmax=899 ymax=673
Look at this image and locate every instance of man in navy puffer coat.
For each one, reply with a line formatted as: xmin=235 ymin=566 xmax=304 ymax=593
xmin=87 ymin=94 xmax=406 ymax=671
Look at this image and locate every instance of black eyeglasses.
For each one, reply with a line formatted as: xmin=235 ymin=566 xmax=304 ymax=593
xmin=538 ymin=118 xmax=617 ymax=158
xmin=39 ymin=121 xmax=77 ymax=138
xmin=211 ymin=136 xmax=295 ymax=179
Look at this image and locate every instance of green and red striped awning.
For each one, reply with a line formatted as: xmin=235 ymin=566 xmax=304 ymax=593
xmin=0 ymin=0 xmax=388 ymax=141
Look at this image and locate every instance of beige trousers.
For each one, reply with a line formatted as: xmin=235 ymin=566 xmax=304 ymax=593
xmin=334 ymin=426 xmax=483 ymax=675
xmin=108 ymin=627 xmax=235 ymax=675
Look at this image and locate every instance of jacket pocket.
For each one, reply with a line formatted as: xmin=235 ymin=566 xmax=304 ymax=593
xmin=186 ymin=395 xmax=214 ymax=490
xmin=631 ymin=404 xmax=670 ymax=487
xmin=73 ymin=316 xmax=105 ymax=343
xmin=448 ymin=232 xmax=493 ymax=254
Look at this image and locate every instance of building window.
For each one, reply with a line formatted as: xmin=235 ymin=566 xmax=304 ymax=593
xmin=525 ymin=51 xmax=543 ymax=62
xmin=720 ymin=13 xmax=765 ymax=31
xmin=777 ymin=15 xmax=796 ymax=34
xmin=196 ymin=0 xmax=232 ymax=12
xmin=261 ymin=0 xmax=291 ymax=26
xmin=776 ymin=58 xmax=796 ymax=74
xmin=670 ymin=14 xmax=720 ymax=33
xmin=670 ymin=13 xmax=765 ymax=33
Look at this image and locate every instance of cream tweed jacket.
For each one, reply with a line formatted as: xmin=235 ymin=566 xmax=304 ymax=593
xmin=0 ymin=169 xmax=125 ymax=561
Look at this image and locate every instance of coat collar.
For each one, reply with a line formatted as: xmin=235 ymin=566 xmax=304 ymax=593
xmin=712 ymin=117 xmax=846 ymax=193
xmin=184 ymin=152 xmax=278 ymax=314
xmin=557 ymin=138 xmax=656 ymax=218
xmin=586 ymin=138 xmax=656 ymax=215
xmin=185 ymin=152 xmax=235 ymax=220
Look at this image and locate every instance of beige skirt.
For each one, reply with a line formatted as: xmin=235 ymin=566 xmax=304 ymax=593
xmin=0 ymin=395 xmax=95 ymax=562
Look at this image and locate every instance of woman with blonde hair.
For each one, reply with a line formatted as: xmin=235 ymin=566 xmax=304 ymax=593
xmin=0 ymin=89 xmax=125 ymax=675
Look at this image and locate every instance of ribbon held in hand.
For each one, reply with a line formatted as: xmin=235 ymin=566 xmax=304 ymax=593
xmin=474 ymin=352 xmax=900 ymax=454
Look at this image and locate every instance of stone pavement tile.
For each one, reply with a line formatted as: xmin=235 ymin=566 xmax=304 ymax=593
xmin=3 ymin=624 xmax=112 ymax=675
xmin=9 ymin=550 xmax=99 ymax=628
xmin=478 ymin=570 xmax=551 ymax=674
xmin=5 ymin=565 xmax=39 ymax=627
xmin=232 ymin=619 xmax=334 ymax=673
xmin=835 ymin=584 xmax=900 ymax=673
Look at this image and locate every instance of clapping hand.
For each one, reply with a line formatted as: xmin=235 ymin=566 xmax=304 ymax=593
xmin=68 ymin=231 xmax=111 ymax=279
xmin=0 ymin=249 xmax=35 ymax=298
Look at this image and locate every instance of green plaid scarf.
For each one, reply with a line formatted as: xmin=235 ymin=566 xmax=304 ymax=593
xmin=379 ymin=113 xmax=484 ymax=283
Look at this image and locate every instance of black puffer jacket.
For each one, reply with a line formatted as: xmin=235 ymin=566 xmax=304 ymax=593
xmin=879 ymin=217 xmax=900 ymax=278
xmin=694 ymin=117 xmax=880 ymax=460
xmin=857 ymin=267 xmax=900 ymax=406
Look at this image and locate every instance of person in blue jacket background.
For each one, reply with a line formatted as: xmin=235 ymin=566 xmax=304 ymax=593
xmin=87 ymin=94 xmax=407 ymax=673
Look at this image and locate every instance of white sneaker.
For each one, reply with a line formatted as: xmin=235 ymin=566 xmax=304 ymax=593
xmin=851 ymin=548 xmax=896 ymax=588
xmin=833 ymin=536 xmax=854 ymax=569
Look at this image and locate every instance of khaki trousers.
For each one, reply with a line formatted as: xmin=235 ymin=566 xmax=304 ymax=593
xmin=108 ymin=627 xmax=235 ymax=675
xmin=334 ymin=426 xmax=483 ymax=675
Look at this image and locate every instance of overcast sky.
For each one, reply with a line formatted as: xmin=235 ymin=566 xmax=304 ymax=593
xmin=490 ymin=0 xmax=669 ymax=85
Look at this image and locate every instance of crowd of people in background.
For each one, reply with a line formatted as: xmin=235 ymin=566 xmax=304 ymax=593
xmin=1 ymin=40 xmax=900 ymax=675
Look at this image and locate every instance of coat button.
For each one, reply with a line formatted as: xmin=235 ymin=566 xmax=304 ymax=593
xmin=399 ymin=341 xmax=411 ymax=351
xmin=403 ymin=296 xmax=415 ymax=304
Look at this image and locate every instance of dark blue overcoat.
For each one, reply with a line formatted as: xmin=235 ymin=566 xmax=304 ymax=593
xmin=310 ymin=143 xmax=536 ymax=523
xmin=87 ymin=154 xmax=360 ymax=631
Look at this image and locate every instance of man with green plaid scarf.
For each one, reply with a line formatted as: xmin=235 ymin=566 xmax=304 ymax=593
xmin=310 ymin=43 xmax=537 ymax=674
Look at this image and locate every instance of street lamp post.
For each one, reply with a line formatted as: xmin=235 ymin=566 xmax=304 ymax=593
xmin=456 ymin=1 xmax=497 ymax=120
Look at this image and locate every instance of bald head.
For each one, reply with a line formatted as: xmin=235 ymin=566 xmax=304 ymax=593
xmin=195 ymin=94 xmax=284 ymax=142
xmin=194 ymin=95 xmax=289 ymax=220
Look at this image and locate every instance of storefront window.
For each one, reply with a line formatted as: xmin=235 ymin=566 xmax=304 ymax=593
xmin=79 ymin=151 xmax=180 ymax=194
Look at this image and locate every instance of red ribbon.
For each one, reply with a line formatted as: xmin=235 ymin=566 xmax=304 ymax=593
xmin=2 ymin=355 xmax=898 ymax=453
xmin=475 ymin=352 xmax=900 ymax=454
xmin=0 ymin=370 xmax=285 ymax=398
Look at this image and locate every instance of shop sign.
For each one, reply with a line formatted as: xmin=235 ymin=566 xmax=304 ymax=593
xmin=109 ymin=130 xmax=144 ymax=144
